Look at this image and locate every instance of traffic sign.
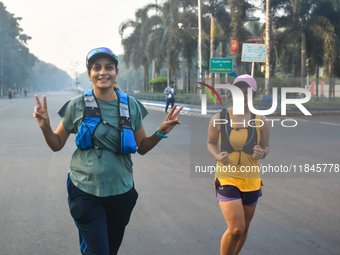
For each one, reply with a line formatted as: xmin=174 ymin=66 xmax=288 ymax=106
xmin=241 ymin=43 xmax=266 ymax=62
xmin=210 ymin=58 xmax=233 ymax=73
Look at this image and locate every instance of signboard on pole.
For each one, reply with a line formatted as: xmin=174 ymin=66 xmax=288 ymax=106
xmin=245 ymin=37 xmax=262 ymax=44
xmin=210 ymin=58 xmax=233 ymax=73
xmin=241 ymin=43 xmax=266 ymax=62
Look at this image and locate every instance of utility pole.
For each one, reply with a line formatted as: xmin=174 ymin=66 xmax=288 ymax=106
xmin=198 ymin=0 xmax=202 ymax=83
xmin=152 ymin=0 xmax=158 ymax=80
xmin=219 ymin=42 xmax=223 ymax=84
xmin=198 ymin=0 xmax=206 ymax=114
xmin=0 ymin=47 xmax=3 ymax=97
xmin=71 ymin=62 xmax=80 ymax=92
xmin=210 ymin=14 xmax=215 ymax=87
xmin=265 ymin=0 xmax=270 ymax=94
xmin=301 ymin=32 xmax=306 ymax=88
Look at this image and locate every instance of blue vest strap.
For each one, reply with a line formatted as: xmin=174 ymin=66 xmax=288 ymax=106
xmin=76 ymin=89 xmax=137 ymax=155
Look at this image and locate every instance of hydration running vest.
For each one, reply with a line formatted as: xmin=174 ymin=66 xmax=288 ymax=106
xmin=75 ymin=89 xmax=137 ymax=155
xmin=220 ymin=109 xmax=259 ymax=165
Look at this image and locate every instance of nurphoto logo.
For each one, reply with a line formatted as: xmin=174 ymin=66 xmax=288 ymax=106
xmin=198 ymin=82 xmax=312 ymax=116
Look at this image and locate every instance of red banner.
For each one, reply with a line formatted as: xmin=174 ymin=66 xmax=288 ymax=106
xmin=231 ymin=37 xmax=262 ymax=54
xmin=230 ymin=37 xmax=238 ymax=54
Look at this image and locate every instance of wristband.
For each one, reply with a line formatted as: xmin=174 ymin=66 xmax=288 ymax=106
xmin=156 ymin=129 xmax=168 ymax=139
xmin=262 ymin=150 xmax=267 ymax=159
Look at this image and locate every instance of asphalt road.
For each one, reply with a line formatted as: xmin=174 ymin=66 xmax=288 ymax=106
xmin=0 ymin=91 xmax=339 ymax=255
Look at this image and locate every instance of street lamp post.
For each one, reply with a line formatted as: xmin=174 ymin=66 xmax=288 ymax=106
xmin=198 ymin=0 xmax=202 ymax=84
xmin=265 ymin=0 xmax=271 ymax=94
xmin=198 ymin=0 xmax=207 ymax=114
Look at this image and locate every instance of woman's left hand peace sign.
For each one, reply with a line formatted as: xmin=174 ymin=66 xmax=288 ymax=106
xmin=158 ymin=105 xmax=184 ymax=135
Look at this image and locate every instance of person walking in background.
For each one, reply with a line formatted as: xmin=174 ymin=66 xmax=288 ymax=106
xmin=207 ymin=74 xmax=270 ymax=255
xmin=34 ymin=47 xmax=183 ymax=255
xmin=164 ymin=82 xmax=176 ymax=113
xmin=8 ymin=88 xmax=12 ymax=101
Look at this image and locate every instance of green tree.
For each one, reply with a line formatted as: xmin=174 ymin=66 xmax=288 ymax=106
xmin=202 ymin=0 xmax=230 ymax=60
xmin=120 ymin=4 xmax=159 ymax=91
xmin=121 ymin=0 xmax=196 ymax=91
xmin=159 ymin=0 xmax=182 ymax=87
xmin=0 ymin=2 xmax=71 ymax=94
xmin=312 ymin=0 xmax=339 ymax=97
xmin=116 ymin=55 xmax=144 ymax=91
xmin=272 ymin=0 xmax=339 ymax=97
xmin=271 ymin=0 xmax=321 ymax=88
xmin=178 ymin=8 xmax=198 ymax=92
xmin=0 ymin=2 xmax=34 ymax=94
xmin=227 ymin=0 xmax=255 ymax=76
xmin=29 ymin=61 xmax=71 ymax=91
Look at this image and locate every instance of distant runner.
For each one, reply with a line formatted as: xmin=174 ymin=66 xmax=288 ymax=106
xmin=8 ymin=87 xmax=12 ymax=100
xmin=164 ymin=81 xmax=176 ymax=113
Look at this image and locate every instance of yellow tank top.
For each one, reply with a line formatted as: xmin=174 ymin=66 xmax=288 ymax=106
xmin=215 ymin=109 xmax=263 ymax=192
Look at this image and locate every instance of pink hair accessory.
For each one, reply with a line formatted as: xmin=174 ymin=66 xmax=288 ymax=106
xmin=233 ymin=74 xmax=257 ymax=91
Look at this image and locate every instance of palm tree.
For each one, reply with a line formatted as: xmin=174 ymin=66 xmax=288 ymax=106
xmin=141 ymin=0 xmax=182 ymax=87
xmin=271 ymin=0 xmax=321 ymax=88
xmin=160 ymin=0 xmax=182 ymax=87
xmin=119 ymin=5 xmax=159 ymax=91
xmin=201 ymin=0 xmax=231 ymax=85
xmin=312 ymin=0 xmax=339 ymax=97
xmin=229 ymin=0 xmax=254 ymax=73
xmin=202 ymin=0 xmax=230 ymax=60
xmin=178 ymin=9 xmax=198 ymax=92
xmin=273 ymin=0 xmax=339 ymax=97
xmin=145 ymin=17 xmax=166 ymax=79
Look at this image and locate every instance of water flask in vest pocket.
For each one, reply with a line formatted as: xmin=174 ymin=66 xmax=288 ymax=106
xmin=120 ymin=128 xmax=137 ymax=154
xmin=76 ymin=117 xmax=101 ymax=149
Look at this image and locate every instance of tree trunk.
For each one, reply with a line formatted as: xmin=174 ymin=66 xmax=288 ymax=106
xmin=210 ymin=15 xmax=215 ymax=87
xmin=328 ymin=60 xmax=334 ymax=98
xmin=316 ymin=64 xmax=319 ymax=98
xmin=292 ymin=47 xmax=296 ymax=78
xmin=152 ymin=60 xmax=156 ymax=79
xmin=186 ymin=61 xmax=190 ymax=93
xmin=143 ymin=64 xmax=148 ymax=91
xmin=167 ymin=66 xmax=171 ymax=88
xmin=167 ymin=48 xmax=171 ymax=87
xmin=301 ymin=32 xmax=306 ymax=88
xmin=210 ymin=15 xmax=215 ymax=64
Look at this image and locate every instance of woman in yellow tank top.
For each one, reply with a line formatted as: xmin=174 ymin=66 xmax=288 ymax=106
xmin=207 ymin=74 xmax=270 ymax=255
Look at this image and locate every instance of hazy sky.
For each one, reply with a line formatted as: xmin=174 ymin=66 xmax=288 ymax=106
xmin=2 ymin=0 xmax=156 ymax=76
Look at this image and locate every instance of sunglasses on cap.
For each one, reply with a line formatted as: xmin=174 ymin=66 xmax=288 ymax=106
xmin=86 ymin=47 xmax=118 ymax=66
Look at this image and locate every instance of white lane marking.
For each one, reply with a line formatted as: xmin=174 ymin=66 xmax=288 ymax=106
xmin=141 ymin=102 xmax=340 ymax=125
xmin=286 ymin=118 xmax=340 ymax=127
xmin=317 ymin=121 xmax=340 ymax=126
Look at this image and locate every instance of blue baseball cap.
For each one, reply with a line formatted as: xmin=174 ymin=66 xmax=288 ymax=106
xmin=86 ymin=47 xmax=118 ymax=67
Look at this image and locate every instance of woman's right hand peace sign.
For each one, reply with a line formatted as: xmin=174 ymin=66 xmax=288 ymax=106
xmin=33 ymin=95 xmax=50 ymax=130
